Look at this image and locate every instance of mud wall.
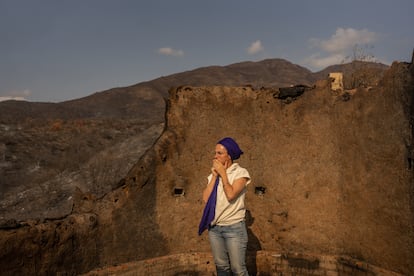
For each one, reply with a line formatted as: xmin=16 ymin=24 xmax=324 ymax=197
xmin=0 ymin=62 xmax=413 ymax=275
xmin=128 ymin=62 xmax=413 ymax=274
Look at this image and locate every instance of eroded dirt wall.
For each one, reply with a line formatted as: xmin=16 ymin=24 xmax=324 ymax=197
xmin=146 ymin=62 xmax=414 ymax=274
xmin=0 ymin=62 xmax=413 ymax=275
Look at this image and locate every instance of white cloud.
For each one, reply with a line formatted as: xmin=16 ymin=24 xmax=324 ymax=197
xmin=247 ymin=40 xmax=264 ymax=55
xmin=304 ymin=27 xmax=379 ymax=69
xmin=158 ymin=47 xmax=184 ymax=57
xmin=0 ymin=96 xmax=27 ymax=102
xmin=303 ymin=53 xmax=346 ymax=69
xmin=0 ymin=89 xmax=31 ymax=102
xmin=319 ymin=28 xmax=377 ymax=53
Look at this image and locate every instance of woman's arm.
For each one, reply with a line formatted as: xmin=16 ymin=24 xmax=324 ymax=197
xmin=221 ymin=176 xmax=248 ymax=202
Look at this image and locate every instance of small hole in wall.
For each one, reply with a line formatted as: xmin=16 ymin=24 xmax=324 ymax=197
xmin=173 ymin=187 xmax=185 ymax=197
xmin=407 ymin=157 xmax=413 ymax=170
xmin=255 ymin=186 xmax=266 ymax=196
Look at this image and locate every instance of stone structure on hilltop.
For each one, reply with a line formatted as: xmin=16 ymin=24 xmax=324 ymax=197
xmin=329 ymin=72 xmax=344 ymax=91
xmin=0 ymin=61 xmax=413 ymax=275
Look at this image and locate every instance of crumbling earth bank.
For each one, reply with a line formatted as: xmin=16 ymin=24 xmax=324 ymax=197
xmin=0 ymin=61 xmax=413 ymax=275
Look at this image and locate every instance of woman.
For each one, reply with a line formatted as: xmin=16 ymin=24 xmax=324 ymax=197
xmin=198 ymin=137 xmax=251 ymax=276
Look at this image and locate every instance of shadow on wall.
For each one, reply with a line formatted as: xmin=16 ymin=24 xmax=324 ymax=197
xmin=246 ymin=209 xmax=261 ymax=275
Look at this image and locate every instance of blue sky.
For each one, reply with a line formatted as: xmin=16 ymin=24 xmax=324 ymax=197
xmin=1 ymin=0 xmax=413 ymax=102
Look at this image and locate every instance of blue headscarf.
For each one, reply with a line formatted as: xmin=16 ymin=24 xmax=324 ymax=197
xmin=218 ymin=137 xmax=244 ymax=160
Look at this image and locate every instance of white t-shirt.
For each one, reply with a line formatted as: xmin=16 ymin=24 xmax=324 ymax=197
xmin=207 ymin=163 xmax=251 ymax=226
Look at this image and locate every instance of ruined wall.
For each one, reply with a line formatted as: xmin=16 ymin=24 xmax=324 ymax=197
xmin=126 ymin=61 xmax=413 ymax=274
xmin=0 ymin=62 xmax=413 ymax=275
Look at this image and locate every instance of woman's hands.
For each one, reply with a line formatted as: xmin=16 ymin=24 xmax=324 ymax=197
xmin=205 ymin=158 xmax=230 ymax=203
xmin=207 ymin=157 xmax=247 ymax=202
xmin=211 ymin=158 xmax=230 ymax=177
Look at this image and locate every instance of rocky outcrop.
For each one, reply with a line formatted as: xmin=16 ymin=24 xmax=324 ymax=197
xmin=0 ymin=60 xmax=413 ymax=275
xmin=0 ymin=120 xmax=164 ymax=223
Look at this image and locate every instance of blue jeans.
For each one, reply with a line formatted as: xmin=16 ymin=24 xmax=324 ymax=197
xmin=208 ymin=221 xmax=249 ymax=276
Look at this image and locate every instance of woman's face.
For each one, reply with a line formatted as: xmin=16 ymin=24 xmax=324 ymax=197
xmin=214 ymin=144 xmax=231 ymax=165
